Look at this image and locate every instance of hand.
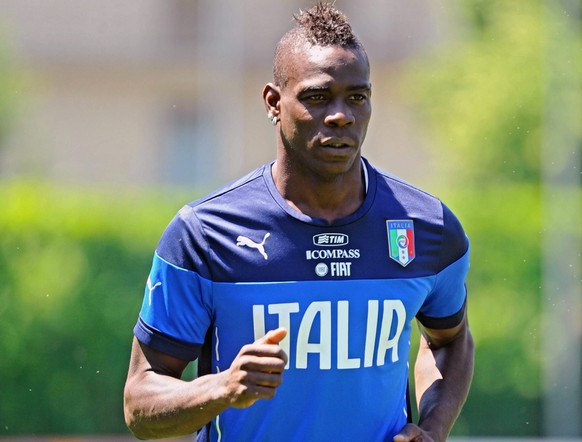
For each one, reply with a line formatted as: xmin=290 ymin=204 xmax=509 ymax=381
xmin=221 ymin=328 xmax=288 ymax=409
xmin=393 ymin=424 xmax=436 ymax=442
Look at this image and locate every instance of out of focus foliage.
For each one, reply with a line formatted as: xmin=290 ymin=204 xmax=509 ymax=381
xmin=443 ymin=185 xmax=543 ymax=436
xmin=0 ymin=181 xmax=190 ymax=434
xmin=403 ymin=0 xmax=580 ymax=186
xmin=402 ymin=0 xmax=581 ymax=436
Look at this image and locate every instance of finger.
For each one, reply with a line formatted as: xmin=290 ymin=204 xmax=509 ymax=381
xmin=256 ymin=327 xmax=287 ymax=345
xmin=245 ymin=370 xmax=284 ymax=388
xmin=394 ymin=435 xmax=422 ymax=442
xmin=231 ymin=384 xmax=280 ymax=408
xmin=237 ymin=355 xmax=287 ymax=373
xmin=393 ymin=436 xmax=415 ymax=442
xmin=236 ymin=340 xmax=289 ymax=367
xmin=394 ymin=424 xmax=422 ymax=442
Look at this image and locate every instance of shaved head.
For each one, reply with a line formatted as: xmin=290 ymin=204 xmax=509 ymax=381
xmin=273 ymin=3 xmax=368 ymax=89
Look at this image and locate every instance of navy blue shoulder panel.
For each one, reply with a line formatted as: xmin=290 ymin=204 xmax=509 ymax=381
xmin=439 ymin=202 xmax=469 ymax=271
xmin=155 ymin=165 xmax=268 ymax=278
xmin=155 ymin=206 xmax=213 ymax=279
xmin=188 ymin=165 xmax=266 ymax=208
xmin=154 ymin=159 xmax=469 ymax=282
xmin=373 ymin=166 xmax=468 ymax=275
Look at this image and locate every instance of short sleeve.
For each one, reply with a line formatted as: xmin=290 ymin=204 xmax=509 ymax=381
xmin=133 ymin=206 xmax=214 ymax=361
xmin=417 ymin=203 xmax=470 ymax=329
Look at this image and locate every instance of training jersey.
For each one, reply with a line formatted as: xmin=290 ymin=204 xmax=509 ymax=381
xmin=134 ymin=157 xmax=470 ymax=442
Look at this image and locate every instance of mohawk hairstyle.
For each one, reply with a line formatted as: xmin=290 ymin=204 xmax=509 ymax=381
xmin=273 ymin=3 xmax=367 ymax=88
xmin=293 ymin=3 xmax=358 ymax=47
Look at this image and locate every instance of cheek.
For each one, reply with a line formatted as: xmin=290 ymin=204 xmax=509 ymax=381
xmin=356 ymin=109 xmax=372 ymax=132
xmin=285 ymin=106 xmax=313 ymax=126
xmin=282 ymin=111 xmax=315 ymax=139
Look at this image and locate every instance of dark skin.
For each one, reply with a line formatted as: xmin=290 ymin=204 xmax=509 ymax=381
xmin=124 ymin=328 xmax=288 ymax=439
xmin=124 ymin=42 xmax=474 ymax=441
xmin=395 ymin=314 xmax=474 ymax=442
xmin=264 ymin=44 xmax=371 ymax=224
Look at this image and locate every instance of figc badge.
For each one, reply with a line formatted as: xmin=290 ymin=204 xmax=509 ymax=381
xmin=386 ymin=220 xmax=415 ymax=267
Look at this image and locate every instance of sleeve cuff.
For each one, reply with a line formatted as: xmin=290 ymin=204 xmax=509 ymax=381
xmin=134 ymin=317 xmax=202 ymax=361
xmin=416 ymin=296 xmax=466 ymax=330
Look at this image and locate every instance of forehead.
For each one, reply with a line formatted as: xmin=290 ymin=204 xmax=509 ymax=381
xmin=284 ymin=44 xmax=370 ymax=89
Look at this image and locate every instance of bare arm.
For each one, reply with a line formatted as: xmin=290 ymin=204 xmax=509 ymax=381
xmin=394 ymin=312 xmax=474 ymax=442
xmin=123 ymin=328 xmax=288 ymax=440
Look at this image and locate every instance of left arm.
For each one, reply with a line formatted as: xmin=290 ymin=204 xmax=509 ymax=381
xmin=394 ymin=311 xmax=474 ymax=442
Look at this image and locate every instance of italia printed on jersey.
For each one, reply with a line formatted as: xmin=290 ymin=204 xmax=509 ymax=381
xmin=133 ymin=157 xmax=470 ymax=442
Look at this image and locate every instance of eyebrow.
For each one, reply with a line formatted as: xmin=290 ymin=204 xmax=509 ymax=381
xmin=299 ymin=83 xmax=371 ymax=94
xmin=348 ymin=83 xmax=372 ymax=90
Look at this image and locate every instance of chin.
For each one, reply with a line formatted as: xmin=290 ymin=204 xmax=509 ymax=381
xmin=313 ymin=158 xmax=359 ymax=179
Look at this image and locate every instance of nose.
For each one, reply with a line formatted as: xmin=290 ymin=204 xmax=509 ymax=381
xmin=324 ymin=102 xmax=355 ymax=127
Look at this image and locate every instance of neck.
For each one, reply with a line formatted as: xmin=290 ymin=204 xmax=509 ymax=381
xmin=272 ymin=158 xmax=366 ymax=224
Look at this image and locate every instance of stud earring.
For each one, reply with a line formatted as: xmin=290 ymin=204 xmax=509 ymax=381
xmin=267 ymin=113 xmax=278 ymax=125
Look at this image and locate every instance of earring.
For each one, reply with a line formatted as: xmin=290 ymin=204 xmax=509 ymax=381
xmin=267 ymin=113 xmax=278 ymax=125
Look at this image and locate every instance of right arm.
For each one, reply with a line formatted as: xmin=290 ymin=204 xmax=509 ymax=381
xmin=123 ymin=328 xmax=288 ymax=440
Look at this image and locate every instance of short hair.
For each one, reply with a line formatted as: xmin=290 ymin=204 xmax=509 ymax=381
xmin=273 ymin=3 xmax=367 ymax=88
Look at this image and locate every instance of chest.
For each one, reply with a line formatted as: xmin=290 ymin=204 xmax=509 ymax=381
xmin=200 ymin=214 xmax=442 ymax=282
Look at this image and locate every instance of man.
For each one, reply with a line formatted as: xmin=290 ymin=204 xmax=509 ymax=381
xmin=124 ymin=3 xmax=474 ymax=441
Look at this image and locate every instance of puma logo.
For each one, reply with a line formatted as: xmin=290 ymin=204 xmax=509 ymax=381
xmin=147 ymin=277 xmax=162 ymax=306
xmin=236 ymin=232 xmax=270 ymax=260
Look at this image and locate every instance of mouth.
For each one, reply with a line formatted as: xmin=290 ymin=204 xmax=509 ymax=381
xmin=320 ymin=137 xmax=356 ymax=148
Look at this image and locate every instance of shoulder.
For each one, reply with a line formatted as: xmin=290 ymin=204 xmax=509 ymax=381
xmin=156 ymin=164 xmax=271 ymax=272
xmin=365 ymin=159 xmax=469 ymax=269
xmin=186 ymin=164 xmax=268 ymax=211
xmin=366 ymin=159 xmax=442 ymax=212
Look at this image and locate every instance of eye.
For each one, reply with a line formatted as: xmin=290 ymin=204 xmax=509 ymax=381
xmin=349 ymin=93 xmax=368 ymax=102
xmin=306 ymin=94 xmax=326 ymax=102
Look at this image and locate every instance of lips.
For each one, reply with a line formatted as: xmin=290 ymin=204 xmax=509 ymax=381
xmin=320 ymin=137 xmax=356 ymax=148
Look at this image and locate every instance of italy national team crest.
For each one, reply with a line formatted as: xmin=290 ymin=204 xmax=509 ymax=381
xmin=386 ymin=220 xmax=415 ymax=267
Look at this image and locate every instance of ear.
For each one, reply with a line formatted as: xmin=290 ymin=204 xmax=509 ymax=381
xmin=263 ymin=83 xmax=281 ymax=118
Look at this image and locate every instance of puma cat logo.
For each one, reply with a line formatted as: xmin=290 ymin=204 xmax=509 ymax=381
xmin=236 ymin=233 xmax=270 ymax=260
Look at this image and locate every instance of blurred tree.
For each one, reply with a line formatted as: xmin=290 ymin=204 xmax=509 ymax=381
xmin=403 ymin=0 xmax=551 ymax=185
xmin=0 ymin=182 xmax=191 ymax=434
xmin=401 ymin=0 xmax=581 ymax=436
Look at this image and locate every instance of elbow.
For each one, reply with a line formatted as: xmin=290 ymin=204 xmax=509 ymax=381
xmin=124 ymin=406 xmax=144 ymax=440
xmin=123 ymin=381 xmax=186 ymax=441
xmin=123 ymin=383 xmax=153 ymax=440
xmin=125 ymin=422 xmax=150 ymax=441
xmin=124 ymin=404 xmax=157 ymax=441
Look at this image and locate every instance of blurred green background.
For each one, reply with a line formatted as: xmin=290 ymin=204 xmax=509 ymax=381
xmin=0 ymin=0 xmax=580 ymax=438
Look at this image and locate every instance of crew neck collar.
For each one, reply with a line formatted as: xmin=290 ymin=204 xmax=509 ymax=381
xmin=263 ymin=157 xmax=376 ymax=226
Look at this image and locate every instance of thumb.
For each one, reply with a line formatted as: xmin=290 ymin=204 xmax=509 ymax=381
xmin=256 ymin=327 xmax=287 ymax=345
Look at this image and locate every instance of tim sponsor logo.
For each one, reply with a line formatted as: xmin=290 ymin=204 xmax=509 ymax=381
xmin=313 ymin=233 xmax=349 ymax=247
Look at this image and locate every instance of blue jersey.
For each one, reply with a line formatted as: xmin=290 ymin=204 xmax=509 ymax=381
xmin=134 ymin=158 xmax=469 ymax=441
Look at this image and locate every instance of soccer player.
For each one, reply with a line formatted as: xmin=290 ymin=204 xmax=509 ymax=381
xmin=123 ymin=3 xmax=474 ymax=441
